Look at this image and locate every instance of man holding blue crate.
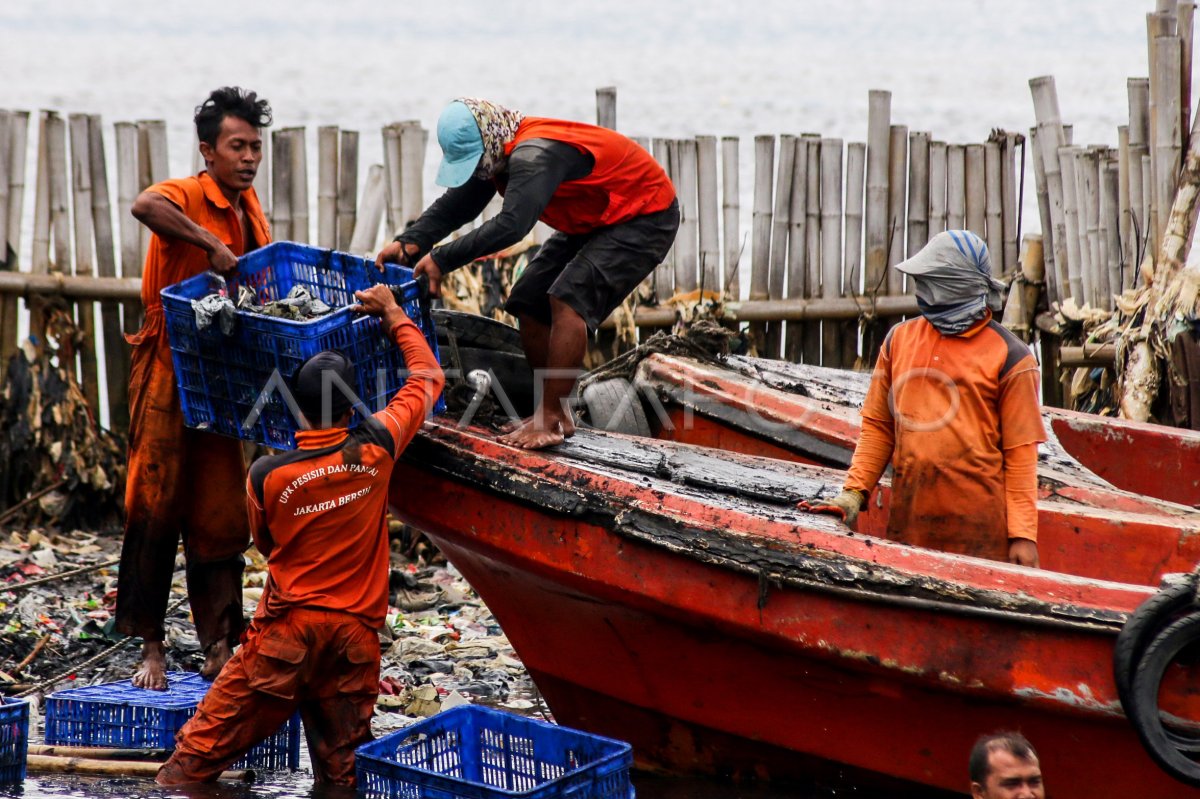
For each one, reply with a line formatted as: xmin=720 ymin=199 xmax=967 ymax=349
xmin=156 ymin=284 xmax=445 ymax=787
xmin=118 ymin=87 xmax=272 ymax=690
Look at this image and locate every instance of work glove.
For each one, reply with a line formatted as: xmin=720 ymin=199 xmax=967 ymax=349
xmin=798 ymin=489 xmax=865 ymax=526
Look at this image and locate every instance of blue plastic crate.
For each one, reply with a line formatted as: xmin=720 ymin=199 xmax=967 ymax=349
xmin=43 ymin=672 xmax=300 ymax=770
xmin=0 ymin=697 xmax=29 ymax=784
xmin=355 ymin=706 xmax=633 ymax=799
xmin=161 ymin=241 xmax=444 ymax=450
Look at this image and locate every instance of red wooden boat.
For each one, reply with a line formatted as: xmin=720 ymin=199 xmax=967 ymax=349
xmin=635 ymin=352 xmax=1200 ymax=512
xmin=391 ymin=420 xmax=1200 ymax=797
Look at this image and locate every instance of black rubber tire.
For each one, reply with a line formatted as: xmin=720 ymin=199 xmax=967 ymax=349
xmin=452 ymin=346 xmax=535 ymax=419
xmin=1115 ymin=581 xmax=1199 ymax=718
xmin=433 ymin=309 xmax=523 ymax=355
xmin=1128 ymin=611 xmax=1200 ymax=784
xmin=582 ymin=378 xmax=651 ymax=437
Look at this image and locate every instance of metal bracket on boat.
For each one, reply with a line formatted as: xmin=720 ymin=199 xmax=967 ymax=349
xmin=454 ymin=370 xmax=493 ymax=429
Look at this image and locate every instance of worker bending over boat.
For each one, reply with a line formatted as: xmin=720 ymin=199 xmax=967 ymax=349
xmin=822 ymin=230 xmax=1046 ymax=567
xmin=156 ymin=285 xmax=445 ymax=787
xmin=969 ymin=732 xmax=1045 ymax=799
xmin=376 ymin=98 xmax=679 ymax=449
xmin=118 ymin=87 xmax=273 ymax=689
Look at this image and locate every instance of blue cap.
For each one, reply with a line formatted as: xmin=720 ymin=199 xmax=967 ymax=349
xmin=435 ymin=101 xmax=484 ymax=187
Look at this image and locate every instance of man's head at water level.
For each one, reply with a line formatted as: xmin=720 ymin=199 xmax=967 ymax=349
xmin=195 ymin=86 xmax=272 ymax=196
xmin=969 ymin=732 xmax=1045 ymax=799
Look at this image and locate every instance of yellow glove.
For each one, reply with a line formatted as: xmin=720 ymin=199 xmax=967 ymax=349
xmin=798 ymin=489 xmax=865 ymax=526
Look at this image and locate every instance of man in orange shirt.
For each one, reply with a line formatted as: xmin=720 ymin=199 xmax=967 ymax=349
xmin=817 ymin=230 xmax=1045 ymax=567
xmin=376 ymin=98 xmax=678 ymax=449
xmin=117 ymin=87 xmax=272 ymax=689
xmin=156 ymin=284 xmax=445 ymax=786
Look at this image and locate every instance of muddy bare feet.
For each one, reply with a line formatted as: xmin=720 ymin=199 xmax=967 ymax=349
xmin=498 ymin=417 xmax=528 ymax=434
xmin=200 ymin=639 xmax=232 ymax=680
xmin=133 ymin=640 xmax=168 ymax=690
xmin=497 ymin=409 xmax=576 ymax=450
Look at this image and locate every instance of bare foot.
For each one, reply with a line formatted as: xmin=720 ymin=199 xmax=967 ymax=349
xmin=200 ymin=639 xmax=232 ymax=680
xmin=133 ymin=641 xmax=168 ymax=690
xmin=498 ymin=410 xmax=576 ymax=450
xmin=498 ymin=417 xmax=527 ymax=434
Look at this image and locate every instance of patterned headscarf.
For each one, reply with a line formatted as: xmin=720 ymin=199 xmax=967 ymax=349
xmin=456 ymin=98 xmax=525 ymax=180
xmin=897 ymin=230 xmax=1006 ymax=335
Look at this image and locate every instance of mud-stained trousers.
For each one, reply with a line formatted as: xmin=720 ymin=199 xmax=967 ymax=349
xmin=116 ymin=311 xmax=249 ymax=649
xmin=157 ymin=608 xmax=380 ymax=786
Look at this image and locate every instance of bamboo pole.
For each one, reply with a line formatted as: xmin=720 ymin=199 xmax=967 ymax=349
xmin=1154 ymin=32 xmax=1183 ymax=256
xmin=749 ymin=135 xmax=774 ymax=352
xmin=0 ymin=272 xmax=141 ymax=299
xmin=596 ymin=86 xmax=617 ymax=130
xmin=652 ymin=139 xmax=675 ymax=303
xmin=965 ymin=143 xmax=986 ymax=239
xmin=252 ymin=124 xmax=270 ymax=210
xmin=26 ymin=753 xmax=252 ymax=782
xmin=0 ymin=112 xmax=9 ymax=272
xmin=843 ymin=141 xmax=866 ymax=366
xmin=381 ymin=123 xmax=402 ymax=237
xmin=47 ymin=112 xmax=71 ymax=273
xmin=1029 ymin=128 xmax=1058 ymax=304
xmin=0 ymin=111 xmax=13 ymax=361
xmin=348 ymin=163 xmax=385 ymax=255
xmin=928 ymin=140 xmax=948 ymax=238
xmin=1101 ymin=156 xmax=1122 ymax=309
xmin=1128 ymin=80 xmax=1150 ymax=271
xmin=136 ymin=121 xmax=167 ymax=268
xmin=864 ymin=91 xmax=890 ymax=302
xmin=1180 ymin=1 xmax=1194 ymax=150
xmin=317 ymin=125 xmax=338 ymax=249
xmin=32 ymin=113 xmax=51 ymax=280
xmin=68 ymin=114 xmax=100 ymax=415
xmin=946 ymin=144 xmax=967 ymax=231
xmin=1117 ymin=125 xmax=1133 ymax=292
xmin=1080 ymin=148 xmax=1103 ymax=307
xmin=600 ymin=294 xmax=921 ymax=330
xmin=1058 ymin=146 xmax=1085 ymax=302
xmin=1001 ymin=133 xmax=1021 ymax=276
xmin=886 ymin=125 xmax=908 ymax=295
xmin=270 ymin=128 xmax=292 ymax=242
xmin=803 ymin=137 xmax=822 ymax=365
xmin=1029 ymin=77 xmax=1071 ymax=307
xmin=1142 ymin=152 xmax=1154 ymax=273
xmin=906 ymin=131 xmax=930 ymax=260
xmin=288 ymin=127 xmax=309 ymax=243
xmin=28 ymin=745 xmax=170 ymax=760
xmin=984 ymin=139 xmax=1004 ymax=276
xmin=820 ymin=138 xmax=844 ymax=368
xmin=115 ymin=122 xmax=141 ymax=336
xmin=784 ymin=136 xmax=807 ymax=362
xmin=675 ymin=138 xmax=700 ymax=296
xmin=399 ymin=122 xmax=426 ymax=232
xmin=88 ymin=114 xmax=128 ymax=432
xmin=721 ymin=136 xmax=740 ymax=299
xmin=696 ymin=136 xmax=720 ymax=296
xmin=336 ymin=130 xmax=358 ymax=250
xmin=764 ymin=134 xmax=795 ymax=359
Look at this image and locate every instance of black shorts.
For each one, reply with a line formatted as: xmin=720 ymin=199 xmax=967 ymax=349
xmin=504 ymin=199 xmax=680 ymax=330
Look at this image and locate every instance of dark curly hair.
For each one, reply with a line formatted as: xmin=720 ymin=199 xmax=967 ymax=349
xmin=194 ymin=87 xmax=272 ymax=147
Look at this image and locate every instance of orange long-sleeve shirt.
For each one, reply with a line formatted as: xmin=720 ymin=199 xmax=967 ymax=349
xmin=246 ymin=314 xmax=445 ymax=627
xmin=844 ymin=312 xmax=1045 ymax=562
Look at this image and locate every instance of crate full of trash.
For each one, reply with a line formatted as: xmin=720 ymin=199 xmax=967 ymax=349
xmin=355 ymin=705 xmax=634 ymax=799
xmin=0 ymin=697 xmax=29 ymax=784
xmin=161 ymin=241 xmax=443 ymax=450
xmin=43 ymin=672 xmax=300 ymax=770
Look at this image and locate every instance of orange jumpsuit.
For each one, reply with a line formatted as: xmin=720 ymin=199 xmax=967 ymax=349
xmin=844 ymin=312 xmax=1046 ymax=562
xmin=116 ymin=172 xmax=271 ymax=650
xmin=158 ymin=315 xmax=445 ymax=786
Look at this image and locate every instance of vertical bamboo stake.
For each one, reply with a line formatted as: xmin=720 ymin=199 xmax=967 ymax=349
xmin=381 ymin=123 xmax=402 ymax=237
xmin=336 ymin=130 xmax=359 ymax=250
xmin=1128 ymin=79 xmax=1150 ymax=269
xmin=947 ymin=144 xmax=967 ymax=230
xmin=906 ymin=131 xmax=930 ymax=258
xmin=596 ymin=87 xmax=617 ymax=130
xmin=1029 ymin=77 xmax=1071 ymax=307
xmin=652 ymin=139 xmax=675 ymax=303
xmin=749 ymin=135 xmax=774 ymax=352
xmin=1029 ymin=129 xmax=1058 ymax=303
xmin=1091 ymin=151 xmax=1111 ymax=308
xmin=675 ymin=138 xmax=700 ymax=296
xmin=317 ymin=125 xmax=339 ymax=249
xmin=348 ymin=164 xmax=386 ymax=254
xmin=886 ymin=125 xmax=908 ymax=296
xmin=1117 ymin=126 xmax=1133 ymax=291
xmin=136 ymin=121 xmax=168 ymax=268
xmin=984 ymin=140 xmax=1004 ymax=276
xmin=68 ymin=114 xmax=100 ymax=414
xmin=928 ymin=141 xmax=948 ymax=238
xmin=1081 ymin=148 xmax=1103 ymax=307
xmin=1154 ymin=32 xmax=1183 ymax=256
xmin=721 ymin=136 xmax=740 ymax=299
xmin=1180 ymin=1 xmax=1194 ymax=148
xmin=863 ymin=90 xmax=891 ymax=358
xmin=0 ymin=111 xmax=11 ymax=360
xmin=803 ymin=137 xmax=822 ymax=365
xmin=696 ymin=136 xmax=720 ymax=296
xmin=1141 ymin=152 xmax=1153 ymax=269
xmin=399 ymin=122 xmax=426 ymax=231
xmin=1 ymin=110 xmax=28 ymax=360
xmin=270 ymin=129 xmax=293 ymax=242
xmin=843 ymin=142 xmax=867 ymax=367
xmin=115 ymin=122 xmax=141 ymax=335
xmin=287 ymin=128 xmax=309 ymax=243
xmin=253 ymin=126 xmax=270 ymax=211
xmin=1001 ymin=133 xmax=1020 ymax=275
xmin=965 ymin=143 xmax=986 ymax=239
xmin=88 ymin=114 xmax=128 ymax=432
xmin=764 ymin=135 xmax=795 ymax=358
xmin=820 ymin=138 xmax=844 ymax=368
xmin=32 ymin=112 xmax=52 ymax=278
xmin=47 ymin=112 xmax=71 ymax=273
xmin=1058 ymin=146 xmax=1085 ymax=301
xmin=1101 ymin=157 xmax=1122 ymax=308
xmin=785 ymin=136 xmax=807 ymax=362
